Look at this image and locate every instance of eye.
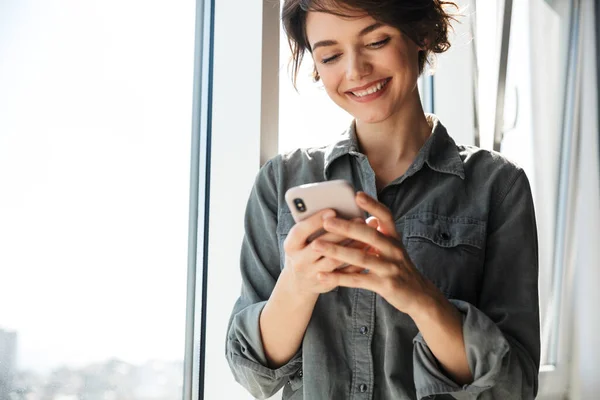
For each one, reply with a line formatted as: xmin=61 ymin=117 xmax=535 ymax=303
xmin=321 ymin=54 xmax=340 ymax=64
xmin=367 ymin=37 xmax=391 ymax=48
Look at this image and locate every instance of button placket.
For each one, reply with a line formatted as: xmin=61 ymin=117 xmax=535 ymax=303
xmin=351 ymin=289 xmax=375 ymax=398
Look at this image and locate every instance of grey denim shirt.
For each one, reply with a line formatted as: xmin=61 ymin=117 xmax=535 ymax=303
xmin=226 ymin=115 xmax=540 ymax=400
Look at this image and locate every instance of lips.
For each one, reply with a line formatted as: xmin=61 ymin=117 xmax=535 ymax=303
xmin=344 ymin=77 xmax=392 ymax=103
xmin=345 ymin=78 xmax=391 ymax=94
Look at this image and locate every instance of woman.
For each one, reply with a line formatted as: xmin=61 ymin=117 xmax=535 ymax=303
xmin=226 ymin=1 xmax=540 ymax=399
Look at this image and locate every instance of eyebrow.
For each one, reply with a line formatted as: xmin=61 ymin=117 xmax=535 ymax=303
xmin=310 ymin=22 xmax=385 ymax=52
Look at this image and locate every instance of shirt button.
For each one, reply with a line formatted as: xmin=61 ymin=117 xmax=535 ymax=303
xmin=359 ymin=383 xmax=368 ymax=393
xmin=439 ymin=232 xmax=450 ymax=241
xmin=298 ymin=369 xmax=303 ymax=378
xmin=359 ymin=326 xmax=369 ymax=335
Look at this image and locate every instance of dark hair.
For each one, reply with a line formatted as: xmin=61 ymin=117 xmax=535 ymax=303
xmin=281 ymin=0 xmax=459 ymax=88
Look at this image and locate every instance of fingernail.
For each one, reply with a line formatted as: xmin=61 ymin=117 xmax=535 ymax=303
xmin=357 ymin=192 xmax=367 ymax=203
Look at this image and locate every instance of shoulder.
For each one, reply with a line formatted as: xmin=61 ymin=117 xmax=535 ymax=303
xmin=251 ymin=144 xmax=331 ymax=205
xmin=277 ymin=144 xmax=329 ymax=169
xmin=458 ymin=144 xmax=523 ymax=174
xmin=265 ymin=143 xmax=331 ymax=187
xmin=457 ymin=143 xmax=530 ymax=206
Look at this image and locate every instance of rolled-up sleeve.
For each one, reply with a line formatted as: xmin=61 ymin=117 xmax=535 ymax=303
xmin=225 ymin=158 xmax=302 ymax=399
xmin=413 ymin=169 xmax=541 ymax=399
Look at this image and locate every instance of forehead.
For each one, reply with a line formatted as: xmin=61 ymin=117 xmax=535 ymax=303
xmin=305 ymin=10 xmax=380 ymax=43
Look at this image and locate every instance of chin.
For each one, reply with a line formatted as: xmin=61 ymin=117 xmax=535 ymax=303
xmin=353 ymin=109 xmax=392 ymax=124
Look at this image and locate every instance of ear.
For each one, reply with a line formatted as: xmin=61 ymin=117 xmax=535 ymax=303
xmin=312 ymin=66 xmax=321 ymax=82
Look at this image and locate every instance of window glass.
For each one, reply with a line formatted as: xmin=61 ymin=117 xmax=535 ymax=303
xmin=0 ymin=1 xmax=195 ymax=398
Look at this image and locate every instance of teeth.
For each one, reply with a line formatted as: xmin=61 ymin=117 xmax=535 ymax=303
xmin=352 ymin=79 xmax=388 ymax=97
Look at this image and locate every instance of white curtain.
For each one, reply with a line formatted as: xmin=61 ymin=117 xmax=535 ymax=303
xmin=569 ymin=0 xmax=600 ymax=398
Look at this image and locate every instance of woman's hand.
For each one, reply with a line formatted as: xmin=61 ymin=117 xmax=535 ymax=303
xmin=313 ymin=192 xmax=473 ymax=385
xmin=283 ymin=209 xmax=367 ymax=295
xmin=313 ymin=192 xmax=440 ymax=316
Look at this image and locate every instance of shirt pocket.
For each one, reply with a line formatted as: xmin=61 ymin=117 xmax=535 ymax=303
xmin=403 ymin=212 xmax=486 ymax=303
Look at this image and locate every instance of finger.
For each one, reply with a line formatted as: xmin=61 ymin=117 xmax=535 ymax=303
xmin=297 ymin=224 xmax=365 ymax=266
xmin=340 ymin=218 xmax=369 ymax=247
xmin=313 ymin=218 xmax=367 ymax=246
xmin=315 ymin=252 xmax=344 ymax=272
xmin=338 ymin=265 xmax=367 ymax=274
xmin=366 ymin=216 xmax=379 ymax=229
xmin=317 ymin=270 xmax=381 ymax=292
xmin=322 ymin=218 xmax=399 ymax=258
xmin=319 ymin=258 xmax=366 ymax=274
xmin=285 ymin=209 xmax=336 ymax=252
xmin=346 ymin=239 xmax=370 ymax=251
xmin=311 ymin=230 xmax=349 ymax=244
xmin=312 ymin=240 xmax=389 ymax=274
xmin=314 ymin=255 xmax=358 ymax=273
xmin=356 ymin=192 xmax=399 ymax=239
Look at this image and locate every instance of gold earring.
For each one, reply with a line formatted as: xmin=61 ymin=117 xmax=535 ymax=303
xmin=313 ymin=69 xmax=320 ymax=82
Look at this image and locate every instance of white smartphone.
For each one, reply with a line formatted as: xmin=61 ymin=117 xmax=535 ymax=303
xmin=285 ymin=179 xmax=364 ymax=231
xmin=285 ymin=180 xmax=366 ymax=269
xmin=284 ymin=180 xmax=364 ymax=223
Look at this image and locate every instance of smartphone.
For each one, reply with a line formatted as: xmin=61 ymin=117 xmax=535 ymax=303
xmin=285 ymin=180 xmax=366 ymax=269
xmin=285 ymin=180 xmax=364 ymax=223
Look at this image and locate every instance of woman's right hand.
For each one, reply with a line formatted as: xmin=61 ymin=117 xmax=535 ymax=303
xmin=283 ymin=209 xmax=365 ymax=295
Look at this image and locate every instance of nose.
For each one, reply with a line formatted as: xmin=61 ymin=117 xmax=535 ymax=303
xmin=345 ymin=52 xmax=371 ymax=82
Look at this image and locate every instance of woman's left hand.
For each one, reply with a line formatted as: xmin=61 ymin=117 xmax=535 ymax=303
xmin=313 ymin=191 xmax=439 ymax=316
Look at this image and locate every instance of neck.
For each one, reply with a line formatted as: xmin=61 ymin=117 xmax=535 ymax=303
xmin=354 ymin=91 xmax=432 ymax=169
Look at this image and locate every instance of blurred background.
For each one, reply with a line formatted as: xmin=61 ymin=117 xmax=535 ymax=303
xmin=0 ymin=0 xmax=598 ymax=399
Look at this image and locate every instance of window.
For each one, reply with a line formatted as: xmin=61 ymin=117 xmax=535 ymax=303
xmin=473 ymin=1 xmax=575 ymax=397
xmin=0 ymin=1 xmax=196 ymax=398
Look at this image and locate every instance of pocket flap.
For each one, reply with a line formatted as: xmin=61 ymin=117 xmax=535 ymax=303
xmin=405 ymin=213 xmax=485 ymax=249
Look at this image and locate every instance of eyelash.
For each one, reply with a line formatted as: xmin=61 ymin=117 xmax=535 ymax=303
xmin=368 ymin=37 xmax=391 ymax=49
xmin=320 ymin=37 xmax=391 ymax=64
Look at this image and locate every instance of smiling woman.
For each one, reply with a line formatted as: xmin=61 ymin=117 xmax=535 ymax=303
xmin=225 ymin=1 xmax=541 ymax=399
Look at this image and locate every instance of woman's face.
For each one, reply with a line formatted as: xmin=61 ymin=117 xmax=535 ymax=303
xmin=305 ymin=10 xmax=422 ymax=124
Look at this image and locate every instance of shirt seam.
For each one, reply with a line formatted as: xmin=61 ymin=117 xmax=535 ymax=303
xmin=492 ymin=169 xmax=524 ymax=212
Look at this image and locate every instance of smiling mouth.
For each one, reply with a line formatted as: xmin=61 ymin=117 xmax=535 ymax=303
xmin=347 ymin=78 xmax=391 ymax=98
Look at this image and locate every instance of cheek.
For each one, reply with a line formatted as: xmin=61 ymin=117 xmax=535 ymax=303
xmin=320 ymin=77 xmax=350 ymax=112
xmin=318 ymin=69 xmax=344 ymax=97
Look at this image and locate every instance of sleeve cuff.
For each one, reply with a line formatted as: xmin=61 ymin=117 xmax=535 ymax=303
xmin=412 ymin=299 xmax=510 ymax=399
xmin=226 ymin=301 xmax=303 ymax=397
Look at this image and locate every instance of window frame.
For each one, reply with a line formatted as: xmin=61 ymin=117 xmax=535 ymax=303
xmin=183 ymin=0 xmax=215 ymax=399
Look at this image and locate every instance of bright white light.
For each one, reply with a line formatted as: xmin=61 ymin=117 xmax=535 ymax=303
xmin=0 ymin=0 xmax=195 ymax=372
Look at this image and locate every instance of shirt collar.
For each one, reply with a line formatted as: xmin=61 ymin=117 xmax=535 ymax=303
xmin=324 ymin=114 xmax=465 ymax=180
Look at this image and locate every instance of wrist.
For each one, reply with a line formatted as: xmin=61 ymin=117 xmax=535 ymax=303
xmin=279 ymin=266 xmax=319 ymax=304
xmin=407 ymin=283 xmax=449 ymax=325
